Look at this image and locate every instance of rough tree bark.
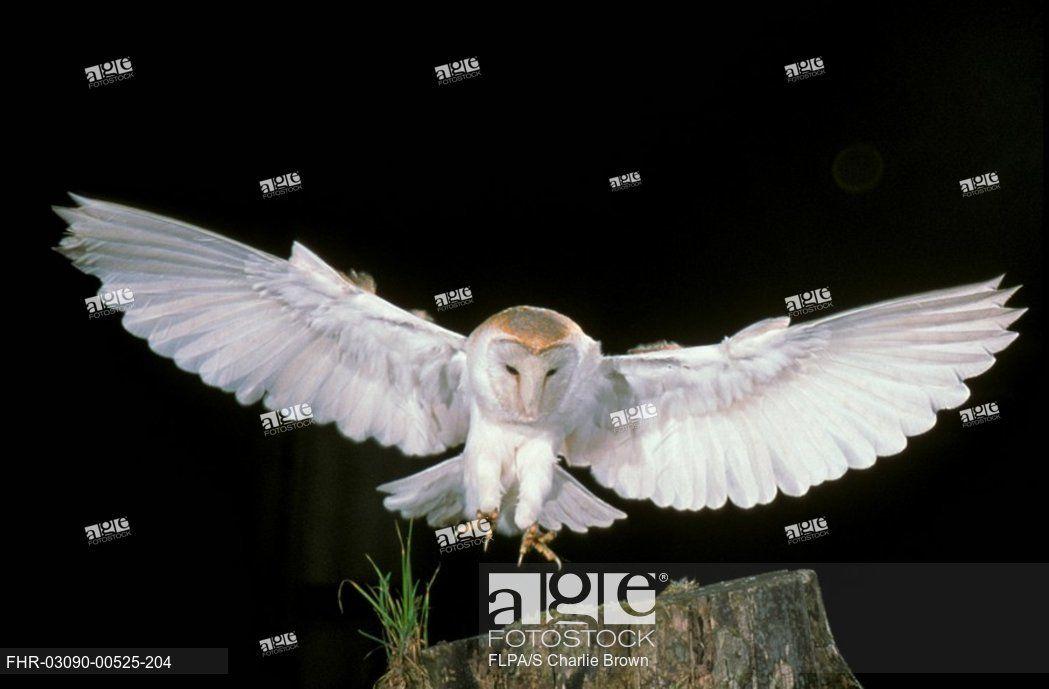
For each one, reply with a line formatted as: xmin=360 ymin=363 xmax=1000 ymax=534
xmin=420 ymin=569 xmax=861 ymax=689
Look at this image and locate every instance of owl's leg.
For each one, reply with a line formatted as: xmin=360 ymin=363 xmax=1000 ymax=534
xmin=476 ymin=508 xmax=500 ymax=551
xmin=465 ymin=450 xmax=504 ymax=551
xmin=512 ymin=442 xmax=556 ymax=531
xmin=517 ymin=524 xmax=561 ymax=569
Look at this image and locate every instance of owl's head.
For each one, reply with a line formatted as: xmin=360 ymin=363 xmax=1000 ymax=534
xmin=466 ymin=306 xmax=600 ymax=423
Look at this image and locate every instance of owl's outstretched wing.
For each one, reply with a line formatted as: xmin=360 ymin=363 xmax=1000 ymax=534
xmin=56 ymin=194 xmax=469 ymax=456
xmin=566 ymin=277 xmax=1024 ymax=510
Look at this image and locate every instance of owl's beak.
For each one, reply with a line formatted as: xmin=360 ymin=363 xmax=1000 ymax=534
xmin=517 ymin=371 xmax=543 ymax=422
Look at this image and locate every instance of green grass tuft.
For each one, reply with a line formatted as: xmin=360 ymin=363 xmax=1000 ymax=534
xmin=338 ymin=521 xmax=438 ymax=688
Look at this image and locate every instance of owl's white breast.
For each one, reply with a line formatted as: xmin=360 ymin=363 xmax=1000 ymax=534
xmin=465 ymin=401 xmax=565 ymax=469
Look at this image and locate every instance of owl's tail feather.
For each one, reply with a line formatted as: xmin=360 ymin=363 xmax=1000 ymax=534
xmin=539 ymin=466 xmax=627 ymax=534
xmin=377 ymin=456 xmax=627 ymax=534
xmin=377 ymin=455 xmax=465 ymax=528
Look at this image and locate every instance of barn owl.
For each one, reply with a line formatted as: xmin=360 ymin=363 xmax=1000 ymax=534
xmin=56 ymin=195 xmax=1024 ymax=566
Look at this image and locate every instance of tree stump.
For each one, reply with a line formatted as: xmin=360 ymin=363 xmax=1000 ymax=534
xmin=421 ymin=569 xmax=861 ymax=688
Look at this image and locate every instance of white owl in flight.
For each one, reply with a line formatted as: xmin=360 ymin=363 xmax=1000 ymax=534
xmin=56 ymin=195 xmax=1024 ymax=566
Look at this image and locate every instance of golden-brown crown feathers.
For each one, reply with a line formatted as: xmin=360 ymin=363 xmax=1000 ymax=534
xmin=473 ymin=306 xmax=582 ymax=353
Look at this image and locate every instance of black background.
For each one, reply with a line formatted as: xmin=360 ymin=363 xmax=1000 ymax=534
xmin=9 ymin=4 xmax=1045 ymax=686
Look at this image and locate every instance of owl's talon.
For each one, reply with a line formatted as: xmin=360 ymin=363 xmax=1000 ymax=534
xmin=477 ymin=508 xmax=499 ymax=552
xmin=517 ymin=523 xmax=561 ymax=569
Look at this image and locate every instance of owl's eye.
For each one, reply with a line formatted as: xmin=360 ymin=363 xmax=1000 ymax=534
xmin=546 ymin=368 xmax=558 ymax=377
xmin=505 ymin=365 xmax=519 ymax=376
